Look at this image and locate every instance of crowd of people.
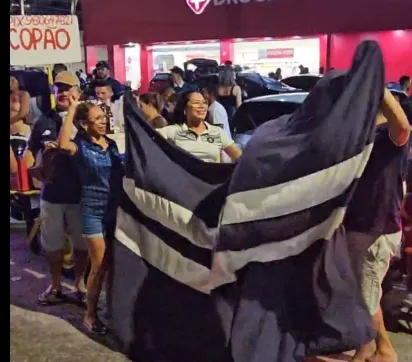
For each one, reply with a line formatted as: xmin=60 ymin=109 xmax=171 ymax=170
xmin=9 ymin=61 xmax=246 ymax=334
xmin=9 ymin=57 xmax=412 ymax=361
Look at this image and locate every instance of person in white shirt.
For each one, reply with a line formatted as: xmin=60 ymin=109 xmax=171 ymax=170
xmin=94 ymin=80 xmax=125 ymax=153
xmin=158 ymin=91 xmax=241 ymax=163
xmin=94 ymin=81 xmax=124 ymax=129
xmin=201 ymin=84 xmax=232 ymax=139
xmin=95 ymin=81 xmax=114 ymax=106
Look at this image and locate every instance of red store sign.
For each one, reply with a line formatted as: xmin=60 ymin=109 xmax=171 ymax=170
xmin=266 ymin=48 xmax=294 ymax=59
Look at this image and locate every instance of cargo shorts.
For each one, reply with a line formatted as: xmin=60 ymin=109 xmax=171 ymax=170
xmin=40 ymin=200 xmax=87 ymax=252
xmin=347 ymin=230 xmax=402 ymax=315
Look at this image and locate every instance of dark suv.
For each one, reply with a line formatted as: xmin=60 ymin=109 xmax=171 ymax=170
xmin=148 ymin=73 xmax=172 ymax=93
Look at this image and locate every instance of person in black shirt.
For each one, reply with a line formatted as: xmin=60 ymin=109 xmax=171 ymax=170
xmin=52 ymin=63 xmax=68 ymax=81
xmin=345 ymin=89 xmax=410 ymax=362
xmin=170 ymin=66 xmax=197 ymax=93
xmin=93 ymin=61 xmax=124 ymax=100
xmin=24 ymin=71 xmax=88 ymax=305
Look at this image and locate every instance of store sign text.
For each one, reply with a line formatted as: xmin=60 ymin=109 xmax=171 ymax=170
xmin=266 ymin=48 xmax=294 ymax=58
xmin=187 ymin=0 xmax=272 ymax=15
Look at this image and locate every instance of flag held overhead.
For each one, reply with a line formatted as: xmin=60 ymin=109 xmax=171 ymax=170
xmin=111 ymin=40 xmax=384 ymax=362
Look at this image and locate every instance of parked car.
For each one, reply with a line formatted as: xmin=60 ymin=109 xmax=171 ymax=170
xmin=149 ymin=59 xmax=219 ymax=93
xmin=191 ymin=74 xmax=219 ymax=90
xmin=148 ymin=72 xmax=172 ymax=93
xmin=190 ymin=72 xmax=297 ymax=100
xmin=231 ymin=92 xmax=308 ymax=149
xmin=237 ymin=72 xmax=297 ymax=98
xmin=184 ymin=58 xmax=219 ymax=78
xmin=282 ymin=74 xmax=321 ymax=92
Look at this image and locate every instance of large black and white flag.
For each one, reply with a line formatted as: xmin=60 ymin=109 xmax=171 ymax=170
xmin=110 ymin=40 xmax=384 ymax=362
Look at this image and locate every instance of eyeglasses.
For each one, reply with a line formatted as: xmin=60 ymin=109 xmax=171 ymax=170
xmin=187 ymin=101 xmax=208 ymax=108
xmin=87 ymin=114 xmax=106 ymax=123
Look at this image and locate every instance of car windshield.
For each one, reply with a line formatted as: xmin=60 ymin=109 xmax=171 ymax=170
xmin=231 ymin=100 xmax=302 ymax=134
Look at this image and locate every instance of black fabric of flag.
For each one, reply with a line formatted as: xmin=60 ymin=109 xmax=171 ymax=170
xmin=110 ymin=40 xmax=384 ymax=362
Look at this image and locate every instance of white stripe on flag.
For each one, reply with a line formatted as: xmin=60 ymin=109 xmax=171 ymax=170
xmin=211 ymin=207 xmax=346 ymax=288
xmin=123 ymin=178 xmax=216 ymax=250
xmin=221 ymin=144 xmax=373 ymax=226
xmin=115 ymin=207 xmax=212 ymax=294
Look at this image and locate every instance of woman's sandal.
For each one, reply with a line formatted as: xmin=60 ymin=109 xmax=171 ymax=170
xmin=83 ymin=317 xmax=108 ymax=335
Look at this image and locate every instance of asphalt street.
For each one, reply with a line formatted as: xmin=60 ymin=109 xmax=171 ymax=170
xmin=10 ymin=229 xmax=412 ymax=362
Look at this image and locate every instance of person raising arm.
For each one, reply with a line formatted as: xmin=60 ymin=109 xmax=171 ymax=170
xmin=58 ymin=95 xmax=123 ymax=335
xmin=380 ymin=88 xmax=411 ymax=146
xmin=160 ymin=91 xmax=242 ymax=163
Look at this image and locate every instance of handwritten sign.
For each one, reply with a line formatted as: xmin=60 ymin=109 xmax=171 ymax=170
xmin=10 ymin=15 xmax=82 ymax=66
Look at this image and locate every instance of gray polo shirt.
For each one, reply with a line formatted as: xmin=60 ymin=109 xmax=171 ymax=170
xmin=158 ymin=123 xmax=234 ymax=163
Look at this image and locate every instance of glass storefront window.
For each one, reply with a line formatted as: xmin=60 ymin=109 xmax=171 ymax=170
xmin=234 ymin=38 xmax=320 ymax=77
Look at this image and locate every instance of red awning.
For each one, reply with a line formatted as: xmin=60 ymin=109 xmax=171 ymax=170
xmin=82 ymin=0 xmax=412 ymax=46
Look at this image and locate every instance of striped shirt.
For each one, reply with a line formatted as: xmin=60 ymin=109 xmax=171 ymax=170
xmin=74 ymin=134 xmax=123 ymax=217
xmin=157 ymin=122 xmax=234 ymax=163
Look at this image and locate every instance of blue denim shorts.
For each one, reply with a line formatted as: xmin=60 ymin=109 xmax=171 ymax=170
xmin=81 ymin=212 xmax=105 ymax=238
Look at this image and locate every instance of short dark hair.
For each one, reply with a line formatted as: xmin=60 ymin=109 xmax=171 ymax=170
xmin=399 ymin=75 xmax=411 ymax=87
xmin=202 ymin=84 xmax=218 ymax=98
xmin=224 ymin=60 xmax=233 ymax=66
xmin=95 ymin=80 xmax=113 ymax=90
xmin=73 ymin=102 xmax=97 ymax=133
xmin=53 ymin=63 xmax=67 ymax=73
xmin=170 ymin=66 xmax=184 ymax=79
xmin=96 ymin=61 xmax=110 ymax=69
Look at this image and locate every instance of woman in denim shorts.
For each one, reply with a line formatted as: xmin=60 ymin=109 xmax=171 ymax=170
xmin=58 ymin=97 xmax=123 ymax=334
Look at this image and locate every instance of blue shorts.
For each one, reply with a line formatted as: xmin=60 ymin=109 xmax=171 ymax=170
xmin=81 ymin=209 xmax=117 ymax=239
xmin=81 ymin=212 xmax=105 ymax=238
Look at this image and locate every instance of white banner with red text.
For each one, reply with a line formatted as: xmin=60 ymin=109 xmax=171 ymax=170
xmin=10 ymin=15 xmax=82 ymax=66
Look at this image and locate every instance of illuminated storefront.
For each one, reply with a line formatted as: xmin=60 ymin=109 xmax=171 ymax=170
xmin=82 ymin=0 xmax=412 ymax=91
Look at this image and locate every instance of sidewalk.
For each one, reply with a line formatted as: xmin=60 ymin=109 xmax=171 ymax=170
xmin=10 ymin=305 xmax=130 ymax=362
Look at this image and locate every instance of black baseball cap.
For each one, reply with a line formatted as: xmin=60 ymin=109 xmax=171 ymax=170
xmin=170 ymin=66 xmax=184 ymax=78
xmin=96 ymin=60 xmax=110 ymax=69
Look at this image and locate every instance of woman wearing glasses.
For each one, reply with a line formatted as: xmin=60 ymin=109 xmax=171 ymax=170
xmin=158 ymin=91 xmax=242 ymax=163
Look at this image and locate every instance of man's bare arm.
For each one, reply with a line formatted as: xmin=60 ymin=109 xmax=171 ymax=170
xmin=380 ymin=89 xmax=410 ymax=146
